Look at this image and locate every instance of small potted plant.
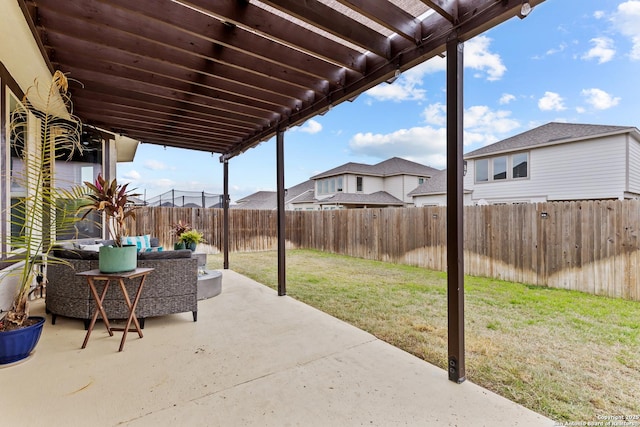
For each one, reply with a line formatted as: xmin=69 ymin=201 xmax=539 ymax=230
xmin=78 ymin=174 xmax=141 ymax=273
xmin=178 ymin=229 xmax=205 ymax=252
xmin=170 ymin=220 xmax=191 ymax=250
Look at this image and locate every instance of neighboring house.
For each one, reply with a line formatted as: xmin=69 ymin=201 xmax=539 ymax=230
xmin=233 ymin=180 xmax=315 ymax=210
xmin=409 ymin=169 xmax=473 ymax=206
xmin=462 ymin=122 xmax=640 ymax=205
xmin=235 ymin=157 xmax=441 ymax=210
xmin=307 ymin=157 xmax=440 ymax=209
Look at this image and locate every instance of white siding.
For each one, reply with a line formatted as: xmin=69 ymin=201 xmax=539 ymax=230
xmin=383 ymin=175 xmax=420 ymax=202
xmin=628 ymin=135 xmax=640 ymax=195
xmin=362 ymin=176 xmax=384 ymax=193
xmin=383 ymin=175 xmax=404 ymax=200
xmin=469 ymin=135 xmax=628 ymax=203
xmin=413 ymin=193 xmax=473 ymax=206
xmin=344 ymin=175 xmax=357 ymax=193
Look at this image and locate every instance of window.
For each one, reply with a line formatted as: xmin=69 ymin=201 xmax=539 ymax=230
xmin=512 ymin=152 xmax=528 ymax=178
xmin=474 ymin=152 xmax=529 ymax=183
xmin=356 ymin=176 xmax=363 ymax=192
xmin=55 ymin=128 xmax=103 ymax=240
xmin=493 ymin=156 xmax=507 ymax=180
xmin=418 ymin=177 xmax=425 ymax=185
xmin=475 ymin=159 xmax=489 ymax=182
xmin=316 ymin=176 xmax=344 ymax=195
xmin=9 ymin=92 xmax=28 ymax=248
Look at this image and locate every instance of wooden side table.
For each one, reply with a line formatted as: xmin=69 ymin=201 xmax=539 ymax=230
xmin=76 ymin=268 xmax=154 ymax=351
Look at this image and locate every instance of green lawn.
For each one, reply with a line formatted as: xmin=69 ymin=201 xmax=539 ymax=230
xmin=207 ymin=249 xmax=640 ymax=422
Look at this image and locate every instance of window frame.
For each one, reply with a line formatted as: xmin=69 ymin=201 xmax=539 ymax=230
xmin=474 ymin=152 xmax=529 ymax=183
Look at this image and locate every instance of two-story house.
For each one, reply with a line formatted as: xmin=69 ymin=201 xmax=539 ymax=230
xmin=411 ymin=122 xmax=640 ymax=206
xmin=236 ymin=157 xmax=440 ymax=210
xmin=465 ymin=122 xmax=640 ymax=205
xmin=306 ymin=157 xmax=440 ymax=209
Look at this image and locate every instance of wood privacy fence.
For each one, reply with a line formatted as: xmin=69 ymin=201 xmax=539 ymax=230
xmin=125 ymin=200 xmax=640 ymax=301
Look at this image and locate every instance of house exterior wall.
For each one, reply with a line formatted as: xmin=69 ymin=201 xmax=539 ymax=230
xmin=384 ymin=175 xmax=423 ymax=204
xmin=467 ymin=135 xmax=630 ymax=204
xmin=363 ymin=175 xmax=384 ymax=193
xmin=1 ymin=2 xmax=52 ymax=97
xmin=342 ymin=174 xmax=384 ymax=194
xmin=288 ymin=201 xmax=317 ymax=210
xmin=413 ymin=194 xmax=447 ymax=206
xmin=1 ymin=1 xmax=121 ymax=250
xmin=413 ymin=193 xmax=473 ymax=206
xmin=1 ymin=2 xmax=52 ymax=258
xmin=627 ymin=134 xmax=640 ymax=195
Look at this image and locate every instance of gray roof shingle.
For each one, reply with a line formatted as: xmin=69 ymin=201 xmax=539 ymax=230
xmin=311 ymin=157 xmax=439 ymax=179
xmin=465 ymin=122 xmax=636 ymax=158
xmin=317 ymin=191 xmax=404 ymax=206
xmin=407 ymin=170 xmax=472 ymax=196
xmin=233 ymin=180 xmax=316 ymax=210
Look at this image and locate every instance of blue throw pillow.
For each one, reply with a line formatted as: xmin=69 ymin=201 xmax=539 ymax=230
xmin=121 ymin=235 xmax=151 ymax=252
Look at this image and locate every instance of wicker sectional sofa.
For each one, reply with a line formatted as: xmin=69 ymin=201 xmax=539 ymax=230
xmin=46 ymin=245 xmax=198 ymax=329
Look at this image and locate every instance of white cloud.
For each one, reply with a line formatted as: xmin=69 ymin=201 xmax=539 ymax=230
xmin=122 ymin=170 xmax=141 ymax=180
xmin=499 ymin=93 xmax=516 ymax=105
xmin=298 ymin=119 xmax=323 ymax=134
xmin=612 ymin=1 xmax=640 ymax=60
xmin=546 ymin=42 xmax=567 ymax=56
xmin=538 ymin=92 xmax=567 ymax=111
xmin=422 ymin=103 xmax=446 ymax=126
xmin=581 ymin=88 xmax=621 ymax=110
xmin=144 ymin=159 xmax=170 ymax=171
xmin=349 ymin=126 xmax=447 ymax=167
xmin=582 ymin=37 xmax=615 ymax=63
xmin=464 ymin=106 xmax=520 ymax=136
xmin=366 ymin=35 xmax=505 ymax=102
xmin=594 ymin=10 xmax=605 ymax=19
xmin=348 ymin=104 xmax=519 ymax=168
xmin=366 ymin=74 xmax=427 ymax=102
xmin=463 ymin=36 xmax=506 ymax=81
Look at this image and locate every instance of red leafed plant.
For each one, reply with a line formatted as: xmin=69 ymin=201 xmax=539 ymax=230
xmin=170 ymin=220 xmax=191 ymax=239
xmin=78 ymin=174 xmax=140 ymax=247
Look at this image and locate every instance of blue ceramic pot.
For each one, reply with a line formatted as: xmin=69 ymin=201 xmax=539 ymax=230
xmin=0 ymin=316 xmax=46 ymax=365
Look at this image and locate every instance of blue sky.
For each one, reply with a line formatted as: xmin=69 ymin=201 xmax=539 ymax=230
xmin=118 ymin=0 xmax=640 ymax=203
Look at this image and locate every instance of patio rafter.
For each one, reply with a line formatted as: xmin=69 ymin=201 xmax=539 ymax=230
xmin=20 ymin=0 xmax=543 ymax=158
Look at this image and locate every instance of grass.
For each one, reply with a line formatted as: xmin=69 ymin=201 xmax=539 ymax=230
xmin=207 ymin=249 xmax=640 ymax=422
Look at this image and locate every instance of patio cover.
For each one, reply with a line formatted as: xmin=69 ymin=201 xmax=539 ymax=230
xmin=17 ymin=0 xmax=546 ymax=383
xmin=19 ymin=0 xmax=543 ymax=159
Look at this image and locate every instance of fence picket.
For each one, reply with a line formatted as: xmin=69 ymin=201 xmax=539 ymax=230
xmin=124 ymin=201 xmax=640 ymax=301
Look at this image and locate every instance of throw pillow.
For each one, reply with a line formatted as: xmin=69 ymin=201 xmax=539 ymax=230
xmin=79 ymin=243 xmax=103 ymax=252
xmin=121 ymin=235 xmax=151 ymax=251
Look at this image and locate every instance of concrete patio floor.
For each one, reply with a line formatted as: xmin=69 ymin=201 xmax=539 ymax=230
xmin=2 ymin=270 xmax=555 ymax=426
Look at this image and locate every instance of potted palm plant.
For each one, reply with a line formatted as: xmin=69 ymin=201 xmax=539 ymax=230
xmin=78 ymin=174 xmax=140 ymax=273
xmin=0 ymin=71 xmax=86 ymax=364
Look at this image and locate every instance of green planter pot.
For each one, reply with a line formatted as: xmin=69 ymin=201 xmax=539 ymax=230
xmin=174 ymin=242 xmax=186 ymax=250
xmin=99 ymin=245 xmax=137 ymax=273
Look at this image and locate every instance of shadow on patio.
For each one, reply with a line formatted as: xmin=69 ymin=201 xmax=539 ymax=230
xmin=2 ymin=270 xmax=554 ymax=426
